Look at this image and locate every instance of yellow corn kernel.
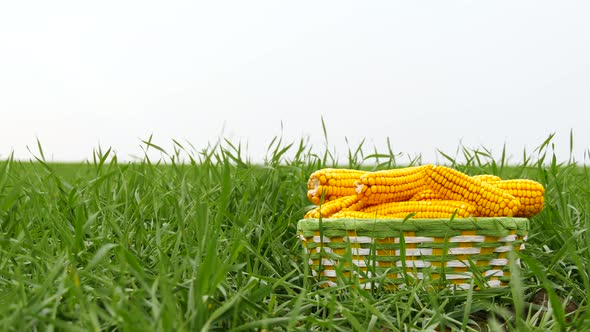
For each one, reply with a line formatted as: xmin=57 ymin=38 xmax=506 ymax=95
xmin=307 ymin=168 xmax=366 ymax=204
xmin=355 ymin=165 xmax=431 ymax=205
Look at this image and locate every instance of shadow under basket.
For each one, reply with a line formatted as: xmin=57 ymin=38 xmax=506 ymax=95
xmin=297 ymin=217 xmax=529 ymax=290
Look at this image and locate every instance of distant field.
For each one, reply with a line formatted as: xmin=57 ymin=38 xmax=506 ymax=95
xmin=0 ymin=138 xmax=589 ymax=331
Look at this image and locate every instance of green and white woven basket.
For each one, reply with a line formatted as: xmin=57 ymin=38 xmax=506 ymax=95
xmin=297 ymin=217 xmax=529 ymax=290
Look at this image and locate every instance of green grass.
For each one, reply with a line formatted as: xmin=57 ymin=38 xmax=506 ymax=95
xmin=0 ymin=134 xmax=589 ymax=331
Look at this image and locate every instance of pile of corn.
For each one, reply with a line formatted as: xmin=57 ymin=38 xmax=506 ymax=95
xmin=304 ymin=165 xmax=544 ymax=219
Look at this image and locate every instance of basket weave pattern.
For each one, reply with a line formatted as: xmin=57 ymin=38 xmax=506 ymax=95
xmin=298 ymin=218 xmax=528 ymax=289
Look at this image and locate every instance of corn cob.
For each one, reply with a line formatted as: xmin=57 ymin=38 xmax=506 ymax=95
xmin=304 ymin=195 xmax=361 ymax=219
xmin=425 ymin=166 xmax=521 ymax=217
xmin=490 ymin=179 xmax=544 ymax=217
xmin=307 ymin=168 xmax=366 ymax=204
xmin=355 ymin=165 xmax=430 ymax=204
xmin=332 ymin=200 xmax=475 ymax=219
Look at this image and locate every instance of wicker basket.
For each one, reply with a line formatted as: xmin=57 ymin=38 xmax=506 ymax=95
xmin=297 ymin=217 xmax=528 ymax=290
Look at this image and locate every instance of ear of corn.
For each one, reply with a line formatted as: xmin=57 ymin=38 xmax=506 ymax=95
xmin=490 ymin=179 xmax=545 ymax=217
xmin=354 ymin=165 xmax=430 ymax=204
xmin=425 ymin=166 xmax=521 ymax=217
xmin=307 ymin=168 xmax=367 ymax=204
xmin=304 ymin=195 xmax=361 ymax=219
xmin=332 ymin=200 xmax=475 ymax=219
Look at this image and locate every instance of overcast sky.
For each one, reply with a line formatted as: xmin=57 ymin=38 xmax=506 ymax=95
xmin=1 ymin=1 xmax=589 ymax=164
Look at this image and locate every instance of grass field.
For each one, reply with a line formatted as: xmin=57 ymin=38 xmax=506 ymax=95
xmin=1 ymin=135 xmax=589 ymax=331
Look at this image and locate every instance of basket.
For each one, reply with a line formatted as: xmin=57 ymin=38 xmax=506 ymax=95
xmin=297 ymin=217 xmax=529 ymax=290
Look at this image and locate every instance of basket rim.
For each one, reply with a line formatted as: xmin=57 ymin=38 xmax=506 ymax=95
xmin=297 ymin=217 xmax=529 ymax=233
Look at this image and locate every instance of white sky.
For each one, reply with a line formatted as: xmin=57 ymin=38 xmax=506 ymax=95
xmin=1 ymin=1 xmax=589 ymax=164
